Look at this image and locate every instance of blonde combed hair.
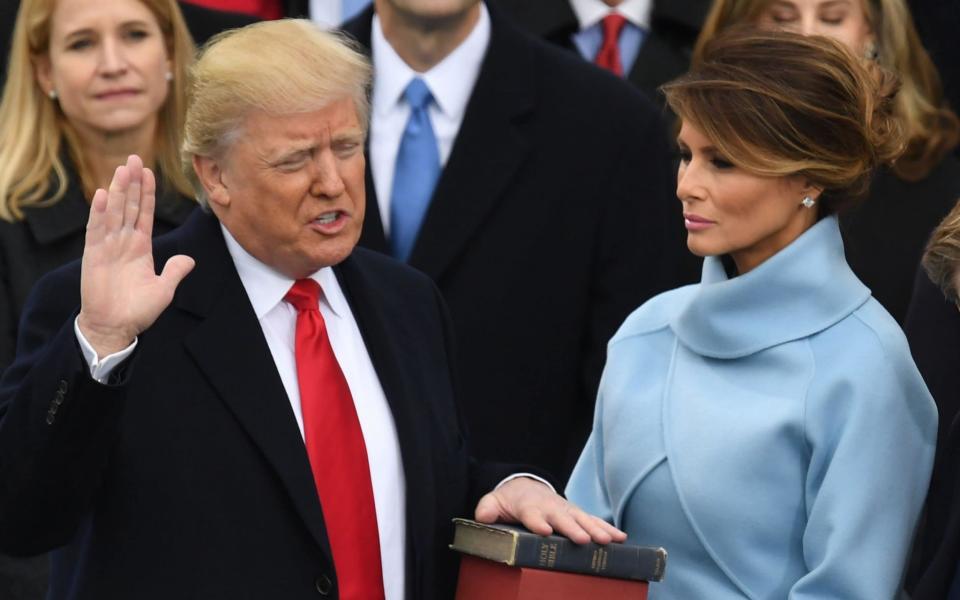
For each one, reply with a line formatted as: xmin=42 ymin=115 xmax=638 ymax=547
xmin=694 ymin=0 xmax=959 ymax=182
xmin=0 ymin=0 xmax=196 ymax=223
xmin=182 ymin=19 xmax=372 ymax=207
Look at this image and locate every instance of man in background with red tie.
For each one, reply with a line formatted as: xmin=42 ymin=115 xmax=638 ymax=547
xmin=494 ymin=0 xmax=710 ymax=104
xmin=0 ymin=20 xmax=621 ymax=600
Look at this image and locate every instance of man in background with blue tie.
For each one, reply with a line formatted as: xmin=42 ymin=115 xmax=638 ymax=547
xmin=343 ymin=0 xmax=689 ymax=485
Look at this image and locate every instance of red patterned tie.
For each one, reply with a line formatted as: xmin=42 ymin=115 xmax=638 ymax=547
xmin=285 ymin=279 xmax=385 ymax=600
xmin=595 ymin=13 xmax=628 ymax=76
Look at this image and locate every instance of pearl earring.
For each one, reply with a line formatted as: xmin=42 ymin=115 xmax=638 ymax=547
xmin=165 ymin=71 xmax=173 ymax=82
xmin=864 ymin=40 xmax=878 ymax=61
xmin=48 ymin=89 xmax=57 ymax=100
xmin=801 ymin=196 xmax=816 ymax=208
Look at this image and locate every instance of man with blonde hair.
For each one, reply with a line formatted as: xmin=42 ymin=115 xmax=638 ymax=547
xmin=0 ymin=20 xmax=620 ymax=600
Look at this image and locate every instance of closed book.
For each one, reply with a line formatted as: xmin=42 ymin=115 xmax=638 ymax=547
xmin=455 ymin=555 xmax=649 ymax=600
xmin=449 ymin=518 xmax=666 ymax=582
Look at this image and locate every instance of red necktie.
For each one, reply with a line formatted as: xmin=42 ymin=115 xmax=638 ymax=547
xmin=285 ymin=279 xmax=385 ymax=600
xmin=595 ymin=13 xmax=628 ymax=77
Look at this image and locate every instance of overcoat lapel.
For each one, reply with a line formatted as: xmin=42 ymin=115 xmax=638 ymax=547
xmin=171 ymin=213 xmax=334 ymax=564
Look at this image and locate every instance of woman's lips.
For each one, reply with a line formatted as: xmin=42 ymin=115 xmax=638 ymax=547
xmin=684 ymin=213 xmax=715 ymax=232
xmin=94 ymin=89 xmax=140 ymax=100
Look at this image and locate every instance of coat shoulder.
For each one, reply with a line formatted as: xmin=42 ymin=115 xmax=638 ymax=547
xmin=611 ymin=285 xmax=697 ymax=345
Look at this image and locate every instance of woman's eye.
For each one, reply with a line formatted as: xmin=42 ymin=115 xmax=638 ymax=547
xmin=67 ymin=38 xmax=92 ymax=51
xmin=711 ymin=158 xmax=734 ymax=169
xmin=678 ymin=151 xmax=692 ymax=163
xmin=125 ymin=29 xmax=150 ymax=41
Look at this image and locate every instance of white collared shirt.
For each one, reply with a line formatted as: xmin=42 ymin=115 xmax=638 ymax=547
xmin=569 ymin=0 xmax=652 ymax=29
xmin=368 ymin=4 xmax=491 ymax=235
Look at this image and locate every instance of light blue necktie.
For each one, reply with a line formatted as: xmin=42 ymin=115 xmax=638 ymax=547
xmin=389 ymin=78 xmax=440 ymax=262
xmin=341 ymin=0 xmax=370 ymax=23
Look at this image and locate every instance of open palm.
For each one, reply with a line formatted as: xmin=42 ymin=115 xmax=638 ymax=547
xmin=77 ymin=155 xmax=195 ymax=357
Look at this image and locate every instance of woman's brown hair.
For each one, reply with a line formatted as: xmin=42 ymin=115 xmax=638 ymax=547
xmin=923 ymin=199 xmax=960 ymax=303
xmin=663 ymin=28 xmax=904 ymax=215
xmin=694 ymin=0 xmax=959 ymax=182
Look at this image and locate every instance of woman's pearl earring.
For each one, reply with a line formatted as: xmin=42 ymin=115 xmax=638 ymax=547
xmin=48 ymin=89 xmax=57 ymax=100
xmin=801 ymin=196 xmax=816 ymax=208
xmin=165 ymin=72 xmax=173 ymax=82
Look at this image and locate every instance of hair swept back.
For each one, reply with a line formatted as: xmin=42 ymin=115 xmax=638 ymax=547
xmin=0 ymin=0 xmax=196 ymax=222
xmin=663 ymin=28 xmax=904 ymax=215
xmin=693 ymin=0 xmax=958 ymax=182
xmin=923 ymin=199 xmax=960 ymax=303
xmin=181 ymin=19 xmax=372 ymax=208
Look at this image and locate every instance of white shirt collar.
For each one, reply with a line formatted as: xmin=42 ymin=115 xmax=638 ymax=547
xmin=220 ymin=224 xmax=349 ymax=320
xmin=371 ymin=3 xmax=491 ymax=121
xmin=569 ymin=0 xmax=652 ymax=29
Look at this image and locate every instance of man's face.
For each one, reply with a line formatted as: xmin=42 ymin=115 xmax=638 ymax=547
xmin=200 ymin=98 xmax=366 ymax=278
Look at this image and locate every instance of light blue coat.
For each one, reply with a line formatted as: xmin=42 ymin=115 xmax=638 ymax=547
xmin=567 ymin=216 xmax=937 ymax=599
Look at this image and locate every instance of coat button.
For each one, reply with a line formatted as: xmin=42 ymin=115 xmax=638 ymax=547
xmin=54 ymin=392 xmax=65 ymax=406
xmin=45 ymin=412 xmax=55 ymax=425
xmin=314 ymin=574 xmax=333 ymax=595
xmin=58 ymin=380 xmax=68 ymax=394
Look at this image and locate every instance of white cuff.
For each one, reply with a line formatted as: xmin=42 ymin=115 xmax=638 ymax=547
xmin=74 ymin=318 xmax=138 ymax=384
xmin=495 ymin=472 xmax=556 ymax=494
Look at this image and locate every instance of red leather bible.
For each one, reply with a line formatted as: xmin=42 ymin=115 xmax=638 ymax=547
xmin=455 ymin=555 xmax=650 ymax=600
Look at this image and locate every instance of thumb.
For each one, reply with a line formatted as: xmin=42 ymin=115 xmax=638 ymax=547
xmin=159 ymin=255 xmax=196 ymax=291
xmin=474 ymin=492 xmax=506 ymax=524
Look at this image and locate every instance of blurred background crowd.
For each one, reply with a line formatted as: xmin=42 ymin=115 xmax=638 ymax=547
xmin=0 ymin=0 xmax=958 ymax=598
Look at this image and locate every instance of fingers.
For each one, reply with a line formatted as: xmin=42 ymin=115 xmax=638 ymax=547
xmin=105 ymin=163 xmax=130 ymax=232
xmin=85 ymin=188 xmax=109 ymax=242
xmin=122 ymin=155 xmax=143 ymax=229
xmin=136 ymin=167 xmax=157 ymax=236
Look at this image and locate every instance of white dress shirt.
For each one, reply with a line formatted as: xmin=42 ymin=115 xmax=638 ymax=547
xmin=570 ymin=0 xmax=652 ymax=29
xmin=368 ymin=4 xmax=491 ymax=235
xmin=76 ymin=226 xmax=408 ymax=600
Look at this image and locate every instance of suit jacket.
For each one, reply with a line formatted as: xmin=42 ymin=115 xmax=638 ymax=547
xmin=839 ymin=156 xmax=960 ymax=324
xmin=0 ymin=210 xmax=515 ymax=600
xmin=905 ymin=268 xmax=960 ymax=598
xmin=568 ymin=216 xmax=936 ymax=598
xmin=343 ymin=4 xmax=690 ymax=484
xmin=491 ymin=0 xmax=710 ymax=103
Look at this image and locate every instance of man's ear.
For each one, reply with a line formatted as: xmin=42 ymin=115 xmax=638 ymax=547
xmin=193 ymin=154 xmax=230 ymax=208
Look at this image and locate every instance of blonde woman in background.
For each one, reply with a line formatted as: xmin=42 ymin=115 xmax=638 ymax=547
xmin=0 ymin=0 xmax=197 ymax=374
xmin=694 ymin=0 xmax=960 ymax=323
xmin=0 ymin=1 xmax=194 ymax=598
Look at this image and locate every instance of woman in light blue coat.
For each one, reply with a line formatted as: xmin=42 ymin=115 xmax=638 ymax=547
xmin=564 ymin=31 xmax=938 ymax=599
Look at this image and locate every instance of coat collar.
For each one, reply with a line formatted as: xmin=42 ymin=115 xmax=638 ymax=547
xmin=23 ymin=164 xmax=192 ymax=245
xmin=671 ymin=216 xmax=871 ymax=359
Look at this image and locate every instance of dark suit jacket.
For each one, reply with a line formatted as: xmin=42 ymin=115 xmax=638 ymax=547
xmin=840 ymin=156 xmax=960 ymax=324
xmin=0 ymin=210 xmax=512 ymax=599
xmin=906 ymin=268 xmax=960 ymax=598
xmin=491 ymin=0 xmax=710 ymax=103
xmin=343 ymin=4 xmax=691 ymax=484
